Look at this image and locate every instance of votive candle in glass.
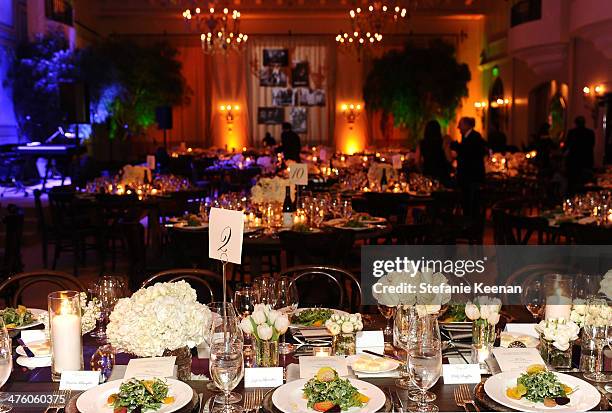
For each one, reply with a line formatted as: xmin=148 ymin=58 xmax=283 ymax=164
xmin=48 ymin=291 xmax=83 ymax=381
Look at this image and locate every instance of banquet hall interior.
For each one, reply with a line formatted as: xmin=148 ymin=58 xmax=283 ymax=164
xmin=0 ymin=0 xmax=611 ymax=412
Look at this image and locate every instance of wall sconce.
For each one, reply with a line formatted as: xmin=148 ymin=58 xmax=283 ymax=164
xmin=341 ymin=103 xmax=362 ymax=129
xmin=583 ymin=84 xmax=605 ymax=128
xmin=219 ymin=104 xmax=239 ymax=131
xmin=474 ymin=100 xmax=487 ymax=128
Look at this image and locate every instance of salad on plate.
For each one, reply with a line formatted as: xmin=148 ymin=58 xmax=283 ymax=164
xmin=107 ymin=378 xmax=174 ymax=413
xmin=303 ymin=368 xmax=369 ymax=412
xmin=292 ymin=308 xmax=334 ymax=327
xmin=506 ymin=365 xmax=574 ymax=408
xmin=0 ymin=305 xmax=37 ymax=328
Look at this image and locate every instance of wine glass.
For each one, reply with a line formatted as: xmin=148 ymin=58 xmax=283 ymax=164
xmin=522 ymin=280 xmax=543 ymax=321
xmin=274 ymin=278 xmax=299 ymax=354
xmin=605 ymin=325 xmax=612 ymax=393
xmin=378 ymin=304 xmax=396 ymax=343
xmin=233 ymin=285 xmax=260 ymax=319
xmin=89 ymin=275 xmax=127 ymax=341
xmin=210 ymin=341 xmax=244 ymax=413
xmin=253 ymin=276 xmax=276 ymax=306
xmin=394 ymin=306 xmax=417 ymax=391
xmin=407 ymin=314 xmax=442 ymax=413
xmin=208 ymin=301 xmax=238 ymax=319
xmin=0 ymin=319 xmax=12 ymax=413
xmin=583 ymin=294 xmax=611 ymax=383
xmin=208 ymin=316 xmax=244 ymax=404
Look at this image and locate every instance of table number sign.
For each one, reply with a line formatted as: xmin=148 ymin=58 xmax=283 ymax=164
xmin=392 ymin=154 xmax=403 ymax=170
xmin=442 ymin=364 xmax=481 ymax=384
xmin=146 ymin=155 xmax=156 ymax=170
xmin=289 ymin=163 xmax=308 ymax=186
xmin=244 ymin=367 xmax=284 ymax=388
xmin=208 ymin=207 xmax=244 ymax=265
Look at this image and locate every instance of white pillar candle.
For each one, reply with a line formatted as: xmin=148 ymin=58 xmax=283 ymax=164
xmin=544 ymin=295 xmax=572 ymax=320
xmin=51 ymin=313 xmax=82 ymax=372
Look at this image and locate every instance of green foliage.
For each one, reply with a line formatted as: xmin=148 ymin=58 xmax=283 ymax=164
xmin=5 ymin=31 xmax=189 ymax=141
xmin=363 ymin=39 xmax=470 ymax=147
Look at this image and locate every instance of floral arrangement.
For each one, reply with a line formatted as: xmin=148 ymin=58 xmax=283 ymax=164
xmin=106 ymin=281 xmax=212 ymax=357
xmin=325 ymin=314 xmax=364 ymax=336
xmin=600 ymin=269 xmax=612 ymax=300
xmin=239 ymin=304 xmax=289 ymax=341
xmin=250 ymin=176 xmax=294 ymax=205
xmin=571 ymin=298 xmax=612 ymax=327
xmin=535 ymin=318 xmax=580 ymax=352
xmin=40 ymin=292 xmax=100 ymax=336
xmin=465 ymin=296 xmax=502 ymax=326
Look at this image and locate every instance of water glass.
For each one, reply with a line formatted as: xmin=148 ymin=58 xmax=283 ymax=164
xmin=210 ymin=342 xmax=244 ymax=413
xmin=0 ymin=319 xmax=12 ymax=413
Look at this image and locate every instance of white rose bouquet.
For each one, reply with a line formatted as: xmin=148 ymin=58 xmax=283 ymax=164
xmin=465 ymin=296 xmax=502 ymax=326
xmin=106 ymin=281 xmax=212 ymax=357
xmin=325 ymin=313 xmax=364 ymax=336
xmin=535 ymin=318 xmax=580 ymax=351
xmin=239 ymin=304 xmax=289 ymax=341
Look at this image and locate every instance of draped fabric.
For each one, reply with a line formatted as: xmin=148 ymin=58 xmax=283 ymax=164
xmin=247 ymin=36 xmax=336 ymax=147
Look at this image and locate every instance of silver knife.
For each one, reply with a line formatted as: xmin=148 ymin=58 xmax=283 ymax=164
xmin=384 ymin=387 xmax=395 ymax=412
xmin=394 ymin=390 xmax=405 ymax=413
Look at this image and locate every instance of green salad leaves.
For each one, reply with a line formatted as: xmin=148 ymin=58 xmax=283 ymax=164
xmin=109 ymin=378 xmax=172 ymax=412
xmin=292 ymin=309 xmax=333 ymax=327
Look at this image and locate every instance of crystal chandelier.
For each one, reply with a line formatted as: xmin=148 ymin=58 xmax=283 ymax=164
xmin=335 ymin=2 xmax=409 ymax=53
xmin=182 ymin=2 xmax=248 ymax=54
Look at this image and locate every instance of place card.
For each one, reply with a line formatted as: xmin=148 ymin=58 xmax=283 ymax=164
xmin=244 ymin=367 xmax=284 ymax=388
xmin=124 ymin=356 xmax=176 ymax=379
xmin=392 ymin=154 xmax=403 ymax=169
xmin=147 ymin=155 xmax=156 ymax=170
xmin=299 ymin=356 xmax=349 ymax=378
xmin=442 ymin=364 xmax=481 ymax=384
xmin=492 ymin=347 xmax=545 ymax=373
xmin=20 ymin=330 xmax=46 ymax=343
xmin=289 ymin=163 xmax=308 ymax=186
xmin=356 ymin=331 xmax=385 ymax=354
xmin=209 ymin=207 xmax=244 ymax=264
xmin=504 ymin=323 xmax=538 ymax=338
xmin=59 ymin=371 xmax=101 ymax=390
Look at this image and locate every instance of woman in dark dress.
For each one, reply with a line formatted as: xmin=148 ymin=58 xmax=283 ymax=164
xmin=417 ymin=120 xmax=451 ymax=186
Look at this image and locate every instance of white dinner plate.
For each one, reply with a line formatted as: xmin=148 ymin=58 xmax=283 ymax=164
xmin=290 ymin=308 xmax=349 ymax=329
xmin=332 ymin=224 xmax=375 ymax=231
xmin=346 ymin=354 xmax=400 ymax=374
xmin=16 ymin=339 xmax=51 ymax=357
xmin=6 ymin=308 xmax=47 ymax=330
xmin=484 ymin=371 xmax=600 ymax=412
xmin=271 ymin=378 xmax=386 ymax=413
xmin=358 ymin=217 xmax=386 ymax=225
xmin=76 ymin=378 xmax=193 ymax=413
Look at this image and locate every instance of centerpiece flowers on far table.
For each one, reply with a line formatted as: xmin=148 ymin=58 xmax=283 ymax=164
xmin=240 ymin=303 xmax=289 ymax=367
xmin=106 ymin=281 xmax=212 ymax=381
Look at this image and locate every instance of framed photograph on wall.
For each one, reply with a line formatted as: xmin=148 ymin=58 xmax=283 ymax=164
xmin=257 ymin=107 xmax=285 ymax=125
xmin=291 ymin=107 xmax=307 ymax=133
xmin=292 ymin=61 xmax=309 ymax=87
xmin=260 ymin=66 xmax=288 ymax=87
xmin=272 ymin=88 xmax=294 ymax=106
xmin=297 ymin=88 xmax=326 ymax=107
xmin=263 ymin=49 xmax=289 ymax=66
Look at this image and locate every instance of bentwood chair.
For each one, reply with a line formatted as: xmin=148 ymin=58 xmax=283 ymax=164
xmin=0 ymin=270 xmax=85 ymax=307
xmin=141 ymin=268 xmax=230 ymax=304
xmin=281 ymin=265 xmax=362 ymax=313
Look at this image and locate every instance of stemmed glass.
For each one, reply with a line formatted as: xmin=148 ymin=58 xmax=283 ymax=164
xmin=89 ymin=275 xmax=127 ymax=341
xmin=210 ymin=340 xmax=244 ymax=413
xmin=208 ymin=316 xmax=244 ymax=405
xmin=378 ymin=305 xmax=396 ymax=343
xmin=0 ymin=319 xmax=12 ymax=412
xmin=583 ymin=294 xmax=611 ymax=383
xmin=233 ymin=285 xmax=260 ymax=319
xmin=274 ymin=278 xmax=299 ymax=354
xmin=253 ymin=276 xmax=276 ymax=307
xmin=522 ymin=280 xmax=544 ymax=321
xmin=605 ymin=326 xmax=612 ymax=393
xmin=407 ymin=313 xmax=442 ymax=413
xmin=394 ymin=306 xmax=417 ymax=393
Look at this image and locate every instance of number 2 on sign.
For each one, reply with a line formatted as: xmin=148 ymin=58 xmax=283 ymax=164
xmin=218 ymin=226 xmax=232 ymax=253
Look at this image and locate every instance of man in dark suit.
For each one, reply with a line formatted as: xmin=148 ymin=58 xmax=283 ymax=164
xmin=451 ymin=117 xmax=487 ymax=220
xmin=565 ymin=116 xmax=595 ymax=194
xmin=277 ymin=122 xmax=301 ymax=162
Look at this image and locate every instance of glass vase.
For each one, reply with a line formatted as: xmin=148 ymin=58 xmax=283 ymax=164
xmin=163 ymin=346 xmax=192 ymax=382
xmin=471 ymin=319 xmax=495 ymax=366
xmin=254 ymin=339 xmax=279 ymax=367
xmin=332 ymin=333 xmax=356 ymax=356
xmin=539 ymin=338 xmax=573 ymax=370
xmin=48 ymin=291 xmax=84 ymax=381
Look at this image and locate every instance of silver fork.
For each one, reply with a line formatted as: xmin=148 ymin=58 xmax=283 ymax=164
xmin=243 ymin=391 xmax=253 ymax=413
xmin=253 ymin=388 xmax=266 ymax=413
xmin=453 ymin=387 xmax=469 ymax=412
xmin=457 ymin=384 xmax=480 ymax=412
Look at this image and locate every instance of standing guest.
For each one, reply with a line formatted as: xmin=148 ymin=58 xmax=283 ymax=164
xmin=416 ymin=120 xmax=451 ymax=186
xmin=534 ymin=122 xmax=556 ymax=177
xmin=451 ymin=117 xmax=487 ymax=220
xmin=277 ymin=122 xmax=301 ymax=162
xmin=565 ymin=116 xmax=595 ymax=193
xmin=262 ymin=132 xmax=276 ymax=147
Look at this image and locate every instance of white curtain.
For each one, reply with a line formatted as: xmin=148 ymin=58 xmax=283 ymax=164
xmin=247 ymin=36 xmax=335 ymax=147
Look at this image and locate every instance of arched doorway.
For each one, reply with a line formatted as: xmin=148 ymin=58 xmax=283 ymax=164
xmin=528 ymin=80 xmax=568 ymax=143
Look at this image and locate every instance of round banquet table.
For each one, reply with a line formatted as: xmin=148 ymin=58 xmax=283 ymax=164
xmin=4 ymin=324 xmax=609 ymax=412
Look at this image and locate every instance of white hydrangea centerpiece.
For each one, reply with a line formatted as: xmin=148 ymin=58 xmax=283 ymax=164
xmin=106 ymin=281 xmax=212 ymax=357
xmin=325 ymin=313 xmax=364 ymax=336
xmin=239 ymin=303 xmax=289 ymax=341
xmin=535 ymin=318 xmax=580 ymax=351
